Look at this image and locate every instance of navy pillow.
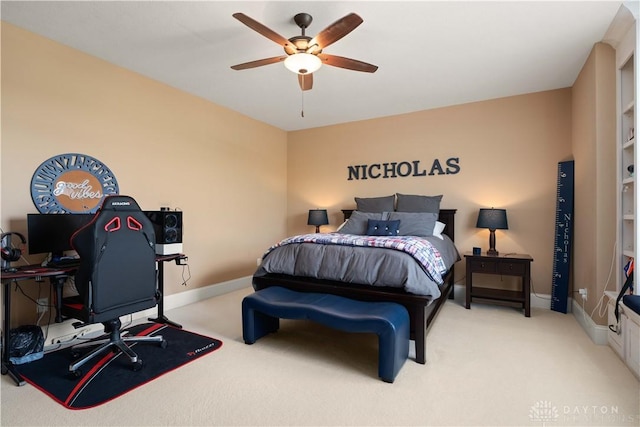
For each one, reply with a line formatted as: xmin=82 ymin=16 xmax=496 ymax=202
xmin=366 ymin=219 xmax=400 ymax=236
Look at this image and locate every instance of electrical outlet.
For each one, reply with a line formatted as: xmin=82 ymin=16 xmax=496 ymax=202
xmin=579 ymin=288 xmax=588 ymax=301
xmin=36 ymin=297 xmax=48 ymax=314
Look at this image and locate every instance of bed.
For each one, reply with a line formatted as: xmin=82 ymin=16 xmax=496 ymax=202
xmin=252 ymin=195 xmax=459 ymax=364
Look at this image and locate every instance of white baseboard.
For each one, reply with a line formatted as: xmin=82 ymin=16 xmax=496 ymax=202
xmin=152 ymin=275 xmax=252 ymax=312
xmin=530 ymin=292 xmax=555 ymax=310
xmin=42 ymin=278 xmax=610 ymax=349
xmin=571 ymin=297 xmax=609 ymax=345
xmin=42 ymin=276 xmax=252 ymax=350
xmin=453 ymin=284 xmax=560 ymax=311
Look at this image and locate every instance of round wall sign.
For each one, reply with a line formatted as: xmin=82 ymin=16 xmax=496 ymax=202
xmin=30 ymin=153 xmax=120 ymax=213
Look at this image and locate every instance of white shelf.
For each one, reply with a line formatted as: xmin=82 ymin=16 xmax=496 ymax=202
xmin=612 ymin=15 xmax=639 ymax=382
xmin=618 ymin=49 xmax=635 ymax=293
xmin=617 ymin=29 xmax=636 ymax=301
xmin=624 ymin=100 xmax=635 ymax=115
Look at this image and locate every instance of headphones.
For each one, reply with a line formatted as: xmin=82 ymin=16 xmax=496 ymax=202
xmin=1 ymin=232 xmax=26 ymax=262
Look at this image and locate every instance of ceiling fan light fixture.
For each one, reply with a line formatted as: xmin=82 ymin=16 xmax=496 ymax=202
xmin=284 ymin=53 xmax=321 ymax=75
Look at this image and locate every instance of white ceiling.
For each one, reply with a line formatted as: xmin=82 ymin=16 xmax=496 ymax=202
xmin=1 ymin=1 xmax=624 ymax=131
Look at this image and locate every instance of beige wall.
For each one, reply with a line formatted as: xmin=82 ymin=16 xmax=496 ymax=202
xmin=572 ymin=42 xmax=616 ymax=325
xmin=288 ymin=90 xmax=573 ymax=293
xmin=1 ymin=23 xmax=288 ymax=324
xmin=1 ymin=21 xmax=617 ymax=329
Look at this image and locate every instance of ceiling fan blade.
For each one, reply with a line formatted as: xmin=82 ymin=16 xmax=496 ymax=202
xmin=233 ymin=13 xmax=296 ymax=51
xmin=318 ymin=54 xmax=378 ymax=73
xmin=309 ymin=13 xmax=363 ymax=50
xmin=298 ymin=73 xmax=313 ymax=91
xmin=231 ymin=56 xmax=287 ymax=70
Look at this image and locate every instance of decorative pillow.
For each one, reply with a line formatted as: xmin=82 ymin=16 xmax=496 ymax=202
xmin=395 ymin=193 xmax=442 ymax=213
xmin=387 ymin=212 xmax=438 ymax=237
xmin=366 ymin=219 xmax=400 ymax=236
xmin=432 ymin=221 xmax=446 ymax=240
xmin=337 ymin=211 xmax=388 ymax=235
xmin=355 ymin=195 xmax=395 ymax=213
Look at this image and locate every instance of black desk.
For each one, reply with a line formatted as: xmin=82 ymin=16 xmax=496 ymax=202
xmin=1 ymin=253 xmax=187 ymax=386
xmin=149 ymin=253 xmax=187 ymax=328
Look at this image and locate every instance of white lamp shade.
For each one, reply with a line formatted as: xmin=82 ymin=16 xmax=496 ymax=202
xmin=284 ymin=53 xmax=322 ymax=75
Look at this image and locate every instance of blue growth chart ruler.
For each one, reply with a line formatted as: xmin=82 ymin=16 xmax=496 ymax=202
xmin=551 ymin=160 xmax=574 ymax=313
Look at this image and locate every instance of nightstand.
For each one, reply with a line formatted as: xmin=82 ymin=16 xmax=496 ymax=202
xmin=464 ymin=252 xmax=533 ymax=317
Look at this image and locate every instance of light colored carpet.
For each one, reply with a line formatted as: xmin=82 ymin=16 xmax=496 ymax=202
xmin=1 ymin=286 xmax=639 ymax=426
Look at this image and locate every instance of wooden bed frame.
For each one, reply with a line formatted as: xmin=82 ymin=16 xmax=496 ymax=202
xmin=252 ymin=208 xmax=457 ymax=365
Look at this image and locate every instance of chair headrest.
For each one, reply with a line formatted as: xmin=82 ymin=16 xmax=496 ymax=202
xmin=99 ymin=195 xmax=142 ymax=212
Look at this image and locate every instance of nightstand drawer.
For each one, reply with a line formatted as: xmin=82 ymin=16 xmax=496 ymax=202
xmin=469 ymin=259 xmax=497 ymax=273
xmin=498 ymin=261 xmax=526 ymax=276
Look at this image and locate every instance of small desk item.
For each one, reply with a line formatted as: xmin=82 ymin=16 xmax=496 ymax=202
xmin=148 ymin=253 xmax=188 ymax=329
xmin=464 ymin=252 xmax=533 ymax=317
xmin=1 ymin=265 xmax=74 ymax=386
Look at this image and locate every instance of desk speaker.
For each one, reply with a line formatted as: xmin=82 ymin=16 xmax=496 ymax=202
xmin=144 ymin=210 xmax=183 ymax=255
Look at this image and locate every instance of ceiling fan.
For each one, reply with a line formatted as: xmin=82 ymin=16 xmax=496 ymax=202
xmin=230 ymin=12 xmax=378 ymax=91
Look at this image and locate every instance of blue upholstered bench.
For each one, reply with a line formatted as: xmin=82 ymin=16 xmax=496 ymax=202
xmin=242 ymin=286 xmax=409 ymax=383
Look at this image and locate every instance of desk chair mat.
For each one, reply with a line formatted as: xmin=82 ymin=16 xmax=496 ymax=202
xmin=15 ymin=323 xmax=223 ymax=410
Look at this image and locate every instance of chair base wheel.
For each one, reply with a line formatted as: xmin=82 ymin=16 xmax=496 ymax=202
xmin=132 ymin=360 xmax=143 ymax=371
xmin=160 ymin=339 xmax=168 ymax=349
xmin=68 ymin=369 xmax=82 ymax=380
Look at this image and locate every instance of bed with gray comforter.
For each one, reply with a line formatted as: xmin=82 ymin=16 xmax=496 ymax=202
xmin=252 ymin=204 xmax=460 ymax=365
xmin=255 ymin=232 xmax=459 ymax=299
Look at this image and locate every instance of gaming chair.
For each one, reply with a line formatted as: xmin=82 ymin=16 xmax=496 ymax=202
xmin=61 ymin=195 xmax=166 ymax=377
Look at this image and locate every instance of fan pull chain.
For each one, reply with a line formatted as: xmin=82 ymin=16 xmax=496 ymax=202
xmin=300 ymin=74 xmax=305 ymax=117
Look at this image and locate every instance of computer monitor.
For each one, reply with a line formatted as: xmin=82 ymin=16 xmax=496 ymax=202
xmin=27 ymin=213 xmax=94 ymax=257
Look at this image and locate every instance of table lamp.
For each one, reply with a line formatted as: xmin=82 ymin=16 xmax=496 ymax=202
xmin=308 ymin=209 xmax=329 ymax=233
xmin=476 ymin=208 xmax=508 ymax=256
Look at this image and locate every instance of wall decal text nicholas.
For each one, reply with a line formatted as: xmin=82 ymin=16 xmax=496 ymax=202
xmin=347 ymin=158 xmax=460 ymax=181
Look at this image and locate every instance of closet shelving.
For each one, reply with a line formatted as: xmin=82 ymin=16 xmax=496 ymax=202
xmin=620 ymin=55 xmax=636 ymax=263
xmin=609 ymin=14 xmax=640 ymax=379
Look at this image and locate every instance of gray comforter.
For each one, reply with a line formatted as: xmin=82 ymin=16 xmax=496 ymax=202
xmin=254 ymin=233 xmax=459 ymax=298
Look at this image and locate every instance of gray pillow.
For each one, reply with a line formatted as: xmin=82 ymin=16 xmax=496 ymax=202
xmin=387 ymin=212 xmax=438 ymax=237
xmin=354 ymin=195 xmax=395 ymax=213
xmin=395 ymin=193 xmax=442 ymax=213
xmin=338 ymin=211 xmax=388 ymax=235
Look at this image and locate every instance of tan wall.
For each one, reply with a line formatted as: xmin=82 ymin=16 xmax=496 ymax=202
xmin=2 ymin=21 xmax=616 ymax=329
xmin=1 ymin=23 xmax=288 ymax=325
xmin=572 ymin=42 xmax=617 ymax=325
xmin=288 ymin=90 xmax=573 ymax=293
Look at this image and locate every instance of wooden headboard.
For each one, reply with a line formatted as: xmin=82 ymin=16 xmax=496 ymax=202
xmin=341 ymin=209 xmax=456 ymax=242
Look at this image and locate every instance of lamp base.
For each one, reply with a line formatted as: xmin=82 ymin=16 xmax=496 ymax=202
xmin=487 ymin=229 xmax=499 ymax=256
